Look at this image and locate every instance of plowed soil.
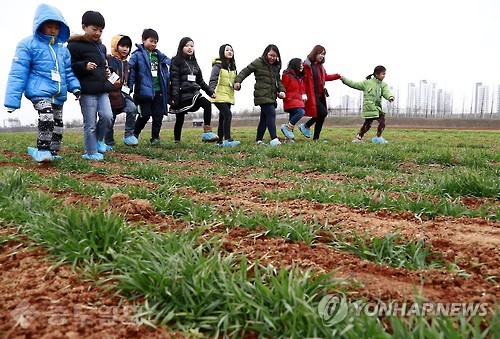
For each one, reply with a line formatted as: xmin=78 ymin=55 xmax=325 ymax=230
xmin=1 ymin=150 xmax=498 ymax=337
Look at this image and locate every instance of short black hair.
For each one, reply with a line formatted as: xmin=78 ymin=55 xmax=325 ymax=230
xmin=142 ymin=28 xmax=158 ymax=42
xmin=81 ymin=10 xmax=105 ymax=28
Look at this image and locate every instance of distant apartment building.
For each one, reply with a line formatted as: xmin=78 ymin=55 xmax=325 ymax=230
xmin=497 ymin=85 xmax=500 ymax=113
xmin=474 ymin=82 xmax=489 ymax=114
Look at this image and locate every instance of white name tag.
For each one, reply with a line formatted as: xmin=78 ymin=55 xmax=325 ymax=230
xmin=151 ymin=70 xmax=158 ymax=77
xmin=51 ymin=70 xmax=61 ymax=82
xmin=121 ymin=85 xmax=130 ymax=94
xmin=107 ymin=72 xmax=120 ymax=84
xmin=187 ymin=74 xmax=196 ymax=82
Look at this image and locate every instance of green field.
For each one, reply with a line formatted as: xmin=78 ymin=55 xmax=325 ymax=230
xmin=0 ymin=127 xmax=498 ymax=338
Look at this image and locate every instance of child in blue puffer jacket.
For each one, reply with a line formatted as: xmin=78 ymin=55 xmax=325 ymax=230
xmin=4 ymin=4 xmax=81 ymax=163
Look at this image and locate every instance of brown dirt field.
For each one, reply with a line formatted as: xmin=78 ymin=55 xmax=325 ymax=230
xmin=0 ymin=150 xmax=498 ymax=337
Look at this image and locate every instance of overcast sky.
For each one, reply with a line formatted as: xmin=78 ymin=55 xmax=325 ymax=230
xmin=1 ymin=0 xmax=498 ymax=125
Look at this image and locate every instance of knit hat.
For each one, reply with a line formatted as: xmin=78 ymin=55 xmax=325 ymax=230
xmin=82 ymin=10 xmax=105 ymax=28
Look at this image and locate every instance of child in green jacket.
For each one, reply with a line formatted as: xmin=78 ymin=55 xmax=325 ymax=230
xmin=341 ymin=65 xmax=394 ymax=144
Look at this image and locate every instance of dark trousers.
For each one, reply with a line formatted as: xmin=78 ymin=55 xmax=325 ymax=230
xmin=133 ymin=92 xmax=164 ymax=142
xmin=174 ymin=96 xmax=212 ymax=141
xmin=256 ymin=103 xmax=278 ymax=141
xmin=358 ymin=115 xmax=386 ymax=138
xmin=33 ymin=99 xmax=63 ymax=154
xmin=215 ymin=102 xmax=233 ymax=142
xmin=304 ymin=97 xmax=328 ymax=140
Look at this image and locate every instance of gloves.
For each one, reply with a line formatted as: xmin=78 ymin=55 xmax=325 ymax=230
xmin=6 ymin=108 xmax=16 ymax=113
xmin=73 ymin=90 xmax=81 ymax=100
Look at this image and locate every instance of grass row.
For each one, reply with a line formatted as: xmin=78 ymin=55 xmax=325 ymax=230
xmin=0 ymin=169 xmax=497 ymax=337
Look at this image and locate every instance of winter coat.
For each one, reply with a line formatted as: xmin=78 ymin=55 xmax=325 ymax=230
xmin=107 ymin=35 xmax=132 ymax=111
xmin=67 ymin=34 xmax=113 ymax=94
xmin=282 ymin=70 xmax=305 ymax=112
xmin=209 ymin=57 xmax=236 ymax=104
xmin=128 ymin=44 xmax=171 ymax=113
xmin=234 ymin=57 xmax=285 ymax=106
xmin=170 ymin=54 xmax=213 ymax=109
xmin=4 ymin=4 xmax=80 ymax=109
xmin=342 ymin=76 xmax=393 ymax=119
xmin=303 ymin=59 xmax=340 ymax=117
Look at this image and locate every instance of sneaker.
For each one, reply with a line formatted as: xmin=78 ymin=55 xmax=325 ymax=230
xmin=280 ymin=124 xmax=295 ymax=139
xmin=256 ymin=140 xmax=266 ymax=146
xmin=123 ymin=135 xmax=139 ymax=146
xmin=372 ymin=137 xmax=388 ymax=144
xmin=150 ymin=138 xmax=160 ymax=145
xmin=222 ymin=140 xmax=241 ymax=147
xmin=352 ymin=138 xmax=363 ymax=143
xmin=82 ymin=153 xmax=104 ymax=161
xmin=97 ymin=141 xmax=111 ymax=153
xmin=27 ymin=147 xmax=53 ymax=163
xmin=269 ymin=138 xmax=282 ymax=146
xmin=299 ymin=124 xmax=311 ymax=138
xmin=174 ymin=140 xmax=181 ymax=144
xmin=201 ymin=132 xmax=218 ymax=142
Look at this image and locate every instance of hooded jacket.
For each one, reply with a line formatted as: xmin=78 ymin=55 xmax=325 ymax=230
xmin=128 ymin=44 xmax=171 ymax=113
xmin=209 ymin=57 xmax=236 ymax=104
xmin=303 ymin=59 xmax=340 ymax=117
xmin=282 ymin=70 xmax=305 ymax=112
xmin=67 ymin=33 xmax=112 ymax=94
xmin=234 ymin=57 xmax=285 ymax=106
xmin=4 ymin=4 xmax=80 ymax=109
xmin=342 ymin=76 xmax=394 ymax=119
xmin=107 ymin=35 xmax=132 ymax=110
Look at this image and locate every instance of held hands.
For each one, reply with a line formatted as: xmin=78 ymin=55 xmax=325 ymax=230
xmin=233 ymin=83 xmax=241 ymax=91
xmin=73 ymin=90 xmax=81 ymax=100
xmin=278 ymin=92 xmax=286 ymax=99
xmin=389 ymin=97 xmax=395 ymax=102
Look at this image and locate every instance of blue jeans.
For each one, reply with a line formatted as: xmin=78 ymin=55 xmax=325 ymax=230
xmin=105 ymin=97 xmax=137 ymax=145
xmin=79 ymin=93 xmax=113 ymax=155
xmin=256 ymin=103 xmax=278 ymax=141
xmin=287 ymin=108 xmax=305 ymax=126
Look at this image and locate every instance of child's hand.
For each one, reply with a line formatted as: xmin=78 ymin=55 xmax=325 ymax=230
xmin=234 ymin=83 xmax=241 ymax=90
xmin=6 ymin=108 xmax=16 ymax=113
xmin=389 ymin=97 xmax=395 ymax=102
xmin=73 ymin=90 xmax=81 ymax=100
xmin=86 ymin=62 xmax=97 ymax=71
xmin=278 ymin=92 xmax=286 ymax=99
xmin=211 ymin=93 xmax=216 ymax=99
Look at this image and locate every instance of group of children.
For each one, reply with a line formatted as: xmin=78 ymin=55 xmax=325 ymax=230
xmin=4 ymin=4 xmax=395 ymax=163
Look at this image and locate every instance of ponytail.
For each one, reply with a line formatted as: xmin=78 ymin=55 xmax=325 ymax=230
xmin=366 ymin=65 xmax=387 ymax=79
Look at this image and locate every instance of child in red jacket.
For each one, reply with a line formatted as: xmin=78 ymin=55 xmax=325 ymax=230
xmin=281 ymin=58 xmax=306 ymax=141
